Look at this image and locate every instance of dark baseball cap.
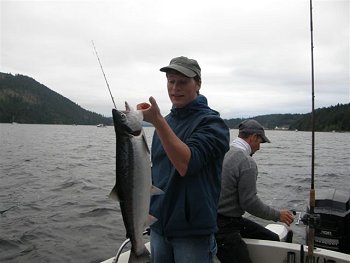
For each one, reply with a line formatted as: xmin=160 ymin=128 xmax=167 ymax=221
xmin=160 ymin=56 xmax=201 ymax=79
xmin=239 ymin=119 xmax=271 ymax=143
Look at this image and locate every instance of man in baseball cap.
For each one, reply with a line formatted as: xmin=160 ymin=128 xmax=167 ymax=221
xmin=137 ymin=55 xmax=230 ymax=263
xmin=216 ymin=119 xmax=294 ymax=263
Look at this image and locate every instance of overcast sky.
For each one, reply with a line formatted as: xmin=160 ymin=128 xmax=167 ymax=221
xmin=1 ymin=0 xmax=349 ymax=119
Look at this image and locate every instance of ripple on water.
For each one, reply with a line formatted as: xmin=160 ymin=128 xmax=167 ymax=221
xmin=79 ymin=207 xmax=118 ymax=218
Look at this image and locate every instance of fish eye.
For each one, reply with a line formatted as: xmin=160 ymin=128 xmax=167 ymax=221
xmin=120 ymin=112 xmax=127 ymax=121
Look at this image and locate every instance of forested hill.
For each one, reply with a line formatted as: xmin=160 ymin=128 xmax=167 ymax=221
xmin=289 ymin=103 xmax=350 ymax=131
xmin=224 ymin=103 xmax=350 ymax=132
xmin=0 ymin=72 xmax=111 ymax=125
xmin=0 ymin=72 xmax=349 ymax=131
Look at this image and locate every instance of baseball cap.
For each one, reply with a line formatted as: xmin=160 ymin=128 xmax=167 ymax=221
xmin=239 ymin=119 xmax=271 ymax=143
xmin=160 ymin=56 xmax=201 ymax=79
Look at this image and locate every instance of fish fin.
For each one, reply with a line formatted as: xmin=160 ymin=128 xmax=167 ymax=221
xmin=108 ymin=185 xmax=120 ymax=201
xmin=125 ymin=101 xmax=131 ymax=111
xmin=141 ymin=131 xmax=150 ymax=154
xmin=150 ymin=185 xmax=164 ymax=196
xmin=128 ymin=245 xmax=150 ymax=263
xmin=145 ymin=214 xmax=158 ymax=227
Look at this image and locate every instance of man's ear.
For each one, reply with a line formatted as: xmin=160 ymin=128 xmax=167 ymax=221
xmin=247 ymin=134 xmax=255 ymax=143
xmin=196 ymin=80 xmax=202 ymax=93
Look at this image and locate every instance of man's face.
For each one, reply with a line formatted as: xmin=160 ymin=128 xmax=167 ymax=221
xmin=166 ymin=72 xmax=201 ymax=108
xmin=250 ymin=134 xmax=263 ymax=155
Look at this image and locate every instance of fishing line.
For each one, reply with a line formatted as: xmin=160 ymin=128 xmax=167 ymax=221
xmin=91 ymin=40 xmax=117 ymax=109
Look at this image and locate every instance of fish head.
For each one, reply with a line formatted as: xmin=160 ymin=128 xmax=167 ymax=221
xmin=112 ymin=102 xmax=143 ymax=135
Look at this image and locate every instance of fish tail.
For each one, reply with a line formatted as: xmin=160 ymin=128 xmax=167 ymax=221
xmin=128 ymin=246 xmax=150 ymax=263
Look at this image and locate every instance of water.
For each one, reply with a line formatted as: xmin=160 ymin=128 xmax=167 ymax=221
xmin=0 ymin=124 xmax=349 ymax=263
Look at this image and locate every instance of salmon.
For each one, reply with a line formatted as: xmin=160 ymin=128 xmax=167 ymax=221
xmin=110 ymin=102 xmax=159 ymax=263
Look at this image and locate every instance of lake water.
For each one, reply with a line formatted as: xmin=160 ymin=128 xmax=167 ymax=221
xmin=0 ymin=124 xmax=349 ymax=263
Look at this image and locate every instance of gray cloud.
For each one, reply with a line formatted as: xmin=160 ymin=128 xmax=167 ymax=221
xmin=1 ymin=0 xmax=349 ymax=118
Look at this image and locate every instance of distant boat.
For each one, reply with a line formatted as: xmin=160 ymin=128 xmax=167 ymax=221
xmin=97 ymin=124 xmax=107 ymax=128
xmin=11 ymin=115 xmax=18 ymax=124
xmin=274 ymin=126 xmax=289 ymax=130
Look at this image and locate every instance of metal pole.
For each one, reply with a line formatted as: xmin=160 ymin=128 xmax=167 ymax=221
xmin=307 ymin=0 xmax=316 ymax=261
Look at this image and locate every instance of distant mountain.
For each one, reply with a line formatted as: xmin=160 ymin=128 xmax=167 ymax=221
xmin=224 ymin=113 xmax=303 ymax=130
xmin=224 ymin=104 xmax=350 ymax=132
xmin=1 ymin=72 xmax=349 ymax=131
xmin=0 ymin=72 xmax=111 ymax=125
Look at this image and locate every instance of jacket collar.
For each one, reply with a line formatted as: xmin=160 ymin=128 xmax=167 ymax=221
xmin=170 ymin=95 xmax=209 ymax=117
xmin=230 ymin=137 xmax=252 ymax=155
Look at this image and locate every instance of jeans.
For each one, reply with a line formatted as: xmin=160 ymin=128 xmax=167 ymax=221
xmin=215 ymin=215 xmax=279 ymax=263
xmin=150 ymin=230 xmax=217 ymax=263
xmin=215 ymin=216 xmax=252 ymax=263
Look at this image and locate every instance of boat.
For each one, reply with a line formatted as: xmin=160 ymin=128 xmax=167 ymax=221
xmin=97 ymin=124 xmax=107 ymax=127
xmin=100 ymin=187 xmax=350 ymax=262
xmin=100 ymin=223 xmax=350 ymax=263
xmin=100 ymin=189 xmax=350 ymax=262
xmin=100 ymin=241 xmax=349 ymax=263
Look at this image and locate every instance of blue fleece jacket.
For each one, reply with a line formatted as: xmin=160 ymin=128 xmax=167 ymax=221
xmin=150 ymin=95 xmax=230 ymax=237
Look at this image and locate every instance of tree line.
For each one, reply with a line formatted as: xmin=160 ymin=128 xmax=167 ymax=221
xmin=224 ymin=103 xmax=350 ymax=132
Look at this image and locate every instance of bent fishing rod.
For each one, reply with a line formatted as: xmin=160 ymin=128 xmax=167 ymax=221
xmin=91 ymin=40 xmax=117 ymax=109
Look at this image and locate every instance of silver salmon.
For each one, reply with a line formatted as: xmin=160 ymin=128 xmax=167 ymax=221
xmin=110 ymin=102 xmax=157 ymax=263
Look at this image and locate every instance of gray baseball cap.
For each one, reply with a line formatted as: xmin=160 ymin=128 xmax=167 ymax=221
xmin=239 ymin=119 xmax=271 ymax=143
xmin=160 ymin=56 xmax=201 ymax=79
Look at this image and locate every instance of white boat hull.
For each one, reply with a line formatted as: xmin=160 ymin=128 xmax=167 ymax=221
xmin=101 ymin=239 xmax=350 ymax=263
xmin=245 ymin=239 xmax=349 ymax=263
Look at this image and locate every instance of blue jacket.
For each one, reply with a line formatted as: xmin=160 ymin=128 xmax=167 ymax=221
xmin=150 ymin=95 xmax=230 ymax=237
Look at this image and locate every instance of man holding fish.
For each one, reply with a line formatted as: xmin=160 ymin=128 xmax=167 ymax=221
xmin=137 ymin=56 xmax=230 ymax=263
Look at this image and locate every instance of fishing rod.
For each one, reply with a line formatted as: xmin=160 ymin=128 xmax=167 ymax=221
xmin=307 ymin=0 xmax=316 ymax=261
xmin=91 ymin=40 xmax=117 ymax=109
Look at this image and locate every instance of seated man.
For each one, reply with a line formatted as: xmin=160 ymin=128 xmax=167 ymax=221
xmin=216 ymin=119 xmax=294 ymax=263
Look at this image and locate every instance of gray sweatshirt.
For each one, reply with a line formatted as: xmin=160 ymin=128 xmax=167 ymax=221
xmin=217 ymin=144 xmax=280 ymax=221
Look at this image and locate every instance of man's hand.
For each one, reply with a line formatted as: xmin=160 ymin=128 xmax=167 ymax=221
xmin=137 ymin=96 xmax=162 ymax=125
xmin=279 ymin=210 xmax=294 ymax=226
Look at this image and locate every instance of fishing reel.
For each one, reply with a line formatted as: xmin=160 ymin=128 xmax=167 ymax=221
xmin=294 ymin=210 xmax=321 ymax=229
